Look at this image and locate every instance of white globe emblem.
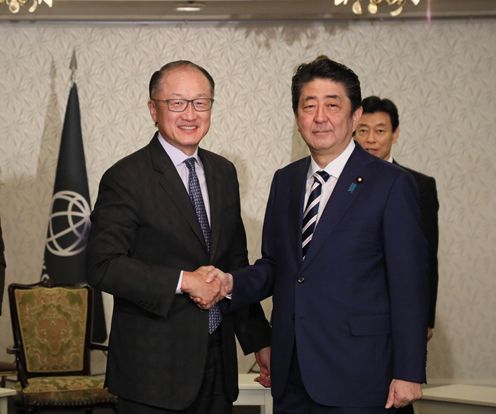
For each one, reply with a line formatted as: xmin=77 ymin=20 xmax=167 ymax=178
xmin=46 ymin=190 xmax=91 ymax=257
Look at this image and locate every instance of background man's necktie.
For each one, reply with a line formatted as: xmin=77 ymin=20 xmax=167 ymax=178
xmin=184 ymin=158 xmax=222 ymax=334
xmin=302 ymin=170 xmax=330 ymax=260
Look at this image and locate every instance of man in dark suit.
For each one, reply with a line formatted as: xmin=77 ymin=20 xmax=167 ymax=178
xmin=355 ymin=95 xmax=440 ymax=414
xmin=87 ymin=60 xmax=271 ymax=414
xmin=203 ymin=56 xmax=429 ymax=413
xmin=0 ymin=218 xmax=5 ymax=314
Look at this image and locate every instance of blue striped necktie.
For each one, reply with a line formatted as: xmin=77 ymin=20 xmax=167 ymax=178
xmin=184 ymin=158 xmax=222 ymax=334
xmin=302 ymin=170 xmax=330 ymax=260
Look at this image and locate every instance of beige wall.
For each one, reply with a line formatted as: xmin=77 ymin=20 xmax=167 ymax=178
xmin=0 ymin=19 xmax=495 ymax=384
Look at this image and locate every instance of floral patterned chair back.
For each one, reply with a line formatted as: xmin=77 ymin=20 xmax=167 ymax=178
xmin=8 ymin=280 xmax=116 ymax=413
xmin=13 ymin=284 xmax=90 ymax=376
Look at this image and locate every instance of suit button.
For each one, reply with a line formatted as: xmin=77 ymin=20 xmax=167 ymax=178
xmin=297 ymin=276 xmax=305 ymax=283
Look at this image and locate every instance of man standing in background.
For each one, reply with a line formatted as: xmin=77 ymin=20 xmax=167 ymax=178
xmin=87 ymin=60 xmax=270 ymax=414
xmin=355 ymin=95 xmax=439 ymax=338
xmin=355 ymin=95 xmax=439 ymax=414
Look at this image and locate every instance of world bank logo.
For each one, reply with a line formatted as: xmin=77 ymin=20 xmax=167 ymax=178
xmin=46 ymin=190 xmax=91 ymax=257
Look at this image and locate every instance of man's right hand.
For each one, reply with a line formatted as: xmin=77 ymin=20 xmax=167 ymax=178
xmin=186 ymin=267 xmax=233 ymax=309
xmin=181 ymin=266 xmax=223 ymax=309
xmin=205 ymin=267 xmax=233 ymax=295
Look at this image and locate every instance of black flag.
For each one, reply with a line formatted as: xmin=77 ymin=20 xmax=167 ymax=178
xmin=42 ymin=83 xmax=107 ymax=343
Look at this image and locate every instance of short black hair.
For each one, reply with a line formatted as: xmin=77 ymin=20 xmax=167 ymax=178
xmin=361 ymin=96 xmax=399 ymax=131
xmin=291 ymin=55 xmax=361 ymax=114
xmin=148 ymin=60 xmax=215 ymax=99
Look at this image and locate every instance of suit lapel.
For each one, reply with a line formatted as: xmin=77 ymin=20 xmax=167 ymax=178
xmin=148 ymin=135 xmax=207 ymax=252
xmin=289 ymin=157 xmax=311 ymax=262
xmin=199 ymin=149 xmax=221 ymax=259
xmin=302 ymin=144 xmax=373 ymax=268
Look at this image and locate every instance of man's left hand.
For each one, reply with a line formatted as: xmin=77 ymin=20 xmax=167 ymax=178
xmin=385 ymin=379 xmax=422 ymax=408
xmin=254 ymin=346 xmax=271 ymax=388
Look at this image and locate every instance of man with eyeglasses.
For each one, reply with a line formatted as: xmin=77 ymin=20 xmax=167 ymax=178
xmin=87 ymin=60 xmax=271 ymax=414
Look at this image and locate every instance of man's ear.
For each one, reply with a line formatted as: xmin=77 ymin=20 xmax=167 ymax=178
xmin=393 ymin=126 xmax=400 ymax=144
xmin=352 ymin=106 xmax=363 ymax=130
xmin=148 ymin=100 xmax=158 ymax=124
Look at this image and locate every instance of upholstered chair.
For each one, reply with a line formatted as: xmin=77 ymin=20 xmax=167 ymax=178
xmin=8 ymin=280 xmax=117 ymax=413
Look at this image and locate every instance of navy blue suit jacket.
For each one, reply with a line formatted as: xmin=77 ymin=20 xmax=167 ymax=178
xmin=232 ymin=143 xmax=428 ymax=407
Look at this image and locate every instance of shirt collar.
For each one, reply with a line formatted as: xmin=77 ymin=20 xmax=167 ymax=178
xmin=158 ymin=133 xmax=199 ymax=167
xmin=309 ymin=139 xmax=355 ymax=179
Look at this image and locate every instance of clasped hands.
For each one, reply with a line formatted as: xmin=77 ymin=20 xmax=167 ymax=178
xmin=181 ymin=266 xmax=233 ymax=309
xmin=182 ymin=267 xmax=272 ymax=388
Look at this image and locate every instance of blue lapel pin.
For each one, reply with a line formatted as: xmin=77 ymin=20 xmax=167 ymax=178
xmin=348 ymin=176 xmax=364 ymax=193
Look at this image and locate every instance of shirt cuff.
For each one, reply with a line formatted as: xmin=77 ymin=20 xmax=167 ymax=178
xmin=176 ymin=270 xmax=184 ymax=294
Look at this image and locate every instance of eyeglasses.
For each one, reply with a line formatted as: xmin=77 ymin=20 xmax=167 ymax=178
xmin=151 ymin=98 xmax=214 ymax=112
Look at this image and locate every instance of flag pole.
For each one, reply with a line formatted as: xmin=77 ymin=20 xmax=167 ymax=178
xmin=70 ymin=49 xmax=77 ymax=85
xmin=40 ymin=50 xmax=108 ymax=342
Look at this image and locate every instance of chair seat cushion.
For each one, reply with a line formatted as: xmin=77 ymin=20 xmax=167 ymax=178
xmin=13 ymin=374 xmax=117 ymax=407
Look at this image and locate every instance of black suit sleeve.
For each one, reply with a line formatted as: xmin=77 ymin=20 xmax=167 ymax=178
xmin=234 ymin=303 xmax=271 ymax=354
xmin=400 ymin=164 xmax=439 ymax=328
xmin=418 ymin=176 xmax=439 ymax=328
xmin=0 ymin=219 xmax=5 ymax=315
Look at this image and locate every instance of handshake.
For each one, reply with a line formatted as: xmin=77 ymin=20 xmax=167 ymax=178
xmin=181 ymin=266 xmax=233 ymax=309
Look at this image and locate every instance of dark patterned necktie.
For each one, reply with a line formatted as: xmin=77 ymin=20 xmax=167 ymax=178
xmin=302 ymin=170 xmax=330 ymax=260
xmin=184 ymin=158 xmax=222 ymax=334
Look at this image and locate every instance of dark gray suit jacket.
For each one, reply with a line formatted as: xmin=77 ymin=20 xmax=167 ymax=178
xmin=87 ymin=134 xmax=270 ymax=410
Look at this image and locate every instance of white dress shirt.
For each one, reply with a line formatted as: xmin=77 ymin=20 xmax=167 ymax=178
xmin=158 ymin=134 xmax=211 ymax=223
xmin=303 ymin=139 xmax=355 ymax=225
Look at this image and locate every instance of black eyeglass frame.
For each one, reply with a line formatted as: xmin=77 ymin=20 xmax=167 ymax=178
xmin=151 ymin=98 xmax=214 ymax=112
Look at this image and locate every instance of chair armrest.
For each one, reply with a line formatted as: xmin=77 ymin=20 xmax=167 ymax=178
xmin=90 ymin=343 xmax=109 ymax=352
xmin=0 ymin=360 xmax=16 ymax=372
xmin=6 ymin=346 xmax=19 ymax=355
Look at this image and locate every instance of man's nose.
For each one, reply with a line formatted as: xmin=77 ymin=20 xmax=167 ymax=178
xmin=365 ymin=131 xmax=375 ymax=142
xmin=314 ymin=105 xmax=327 ymax=122
xmin=182 ymin=101 xmax=196 ymax=118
